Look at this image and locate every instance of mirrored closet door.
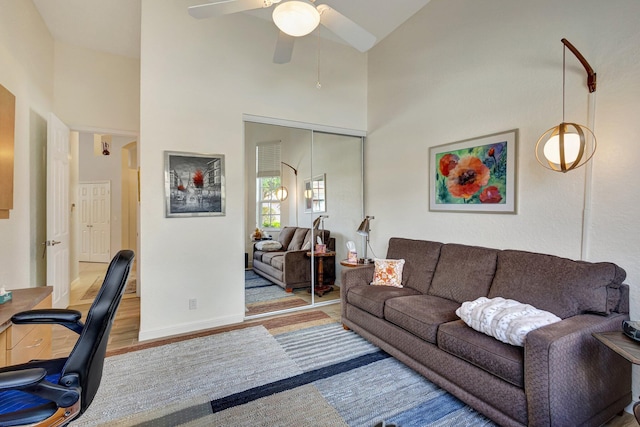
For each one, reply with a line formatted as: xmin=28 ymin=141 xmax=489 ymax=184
xmin=244 ymin=119 xmax=363 ymax=318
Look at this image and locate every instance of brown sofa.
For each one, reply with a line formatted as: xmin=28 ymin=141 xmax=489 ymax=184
xmin=341 ymin=237 xmax=631 ymax=427
xmin=252 ymin=226 xmax=335 ymax=292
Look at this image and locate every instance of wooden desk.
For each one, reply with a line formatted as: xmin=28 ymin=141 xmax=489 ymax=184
xmin=306 ymin=251 xmax=335 ymax=297
xmin=0 ymin=287 xmax=53 ymax=367
xmin=593 ymin=331 xmax=640 ymax=422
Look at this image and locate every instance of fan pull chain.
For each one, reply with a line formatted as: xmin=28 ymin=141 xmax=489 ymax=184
xmin=316 ymin=26 xmax=322 ymax=89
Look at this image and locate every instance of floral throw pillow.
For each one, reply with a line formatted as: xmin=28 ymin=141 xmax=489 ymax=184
xmin=371 ymin=259 xmax=405 ymax=288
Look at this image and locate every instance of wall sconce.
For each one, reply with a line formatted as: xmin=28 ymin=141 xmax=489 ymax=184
xmin=356 ymin=215 xmax=374 ymax=264
xmin=535 ymin=38 xmax=597 ymax=172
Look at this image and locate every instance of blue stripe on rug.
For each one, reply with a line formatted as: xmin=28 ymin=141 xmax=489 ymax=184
xmin=244 ymin=270 xmax=275 ymax=289
xmin=388 ymin=393 xmax=466 ymax=426
xmin=210 ymin=350 xmax=390 ymax=413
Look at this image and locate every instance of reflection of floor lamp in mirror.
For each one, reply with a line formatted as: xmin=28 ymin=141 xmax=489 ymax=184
xmin=356 ymin=216 xmax=374 ymax=264
xmin=313 ymin=215 xmax=329 ymax=249
xmin=276 ymin=161 xmax=298 ymax=226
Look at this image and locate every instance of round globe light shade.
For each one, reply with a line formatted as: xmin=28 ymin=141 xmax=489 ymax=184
xmin=543 ymin=132 xmax=582 ymax=165
xmin=272 ymin=1 xmax=320 ymax=37
xmin=275 ymin=186 xmax=289 ymax=201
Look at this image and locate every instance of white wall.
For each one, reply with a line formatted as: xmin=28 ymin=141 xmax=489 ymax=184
xmin=53 ymin=42 xmax=140 ymax=133
xmin=138 ymin=0 xmax=367 ymax=340
xmin=0 ymin=0 xmax=53 ymax=289
xmin=367 ymin=0 xmax=640 ymax=400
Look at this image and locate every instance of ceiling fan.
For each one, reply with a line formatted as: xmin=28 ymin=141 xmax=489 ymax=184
xmin=188 ymin=0 xmax=377 ymax=64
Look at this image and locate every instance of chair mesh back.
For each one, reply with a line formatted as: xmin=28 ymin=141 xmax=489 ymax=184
xmin=61 ymin=250 xmax=134 ymax=411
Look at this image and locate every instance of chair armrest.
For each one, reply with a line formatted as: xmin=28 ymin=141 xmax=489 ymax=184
xmin=0 ymin=368 xmax=80 ymax=408
xmin=524 ymin=312 xmax=631 ymax=426
xmin=0 ymin=368 xmax=46 ymax=391
xmin=12 ymin=309 xmax=84 ymax=334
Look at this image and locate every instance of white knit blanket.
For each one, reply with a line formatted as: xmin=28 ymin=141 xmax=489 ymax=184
xmin=456 ymin=297 xmax=561 ymax=346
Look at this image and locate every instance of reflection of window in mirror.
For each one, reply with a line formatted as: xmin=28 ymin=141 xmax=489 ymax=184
xmin=256 ymin=141 xmax=283 ymax=230
xmin=304 ymin=174 xmax=326 ymax=213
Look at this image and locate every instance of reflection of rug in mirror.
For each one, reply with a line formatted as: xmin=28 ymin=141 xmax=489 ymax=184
xmin=245 ymin=297 xmax=308 ymax=316
xmin=81 ymin=275 xmax=137 ymax=301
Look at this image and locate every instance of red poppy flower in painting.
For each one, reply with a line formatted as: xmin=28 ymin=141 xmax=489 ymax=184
xmin=446 ymin=156 xmax=490 ymax=199
xmin=479 ymin=186 xmax=502 ymax=203
xmin=439 ymin=153 xmax=459 ymax=177
xmin=193 ymin=170 xmax=204 ymax=188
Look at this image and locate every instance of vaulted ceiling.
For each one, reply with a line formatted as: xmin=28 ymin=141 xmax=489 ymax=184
xmin=32 ymin=0 xmax=431 ymax=59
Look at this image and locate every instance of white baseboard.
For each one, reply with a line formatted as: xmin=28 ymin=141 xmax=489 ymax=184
xmin=138 ymin=314 xmax=245 ymax=342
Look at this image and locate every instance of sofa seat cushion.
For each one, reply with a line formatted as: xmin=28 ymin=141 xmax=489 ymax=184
xmin=253 ymin=250 xmax=265 ymax=262
xmin=438 ymin=320 xmax=524 ymax=388
xmin=384 ymin=295 xmax=460 ymax=343
xmin=270 ymin=254 xmax=284 ymax=271
xmin=262 ymin=252 xmax=285 ymax=269
xmin=347 ymin=285 xmax=421 ymax=318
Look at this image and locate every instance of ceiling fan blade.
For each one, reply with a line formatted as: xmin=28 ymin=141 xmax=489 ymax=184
xmin=273 ymin=31 xmax=295 ymax=64
xmin=316 ymin=4 xmax=376 ymax=52
xmin=188 ymin=0 xmax=266 ymax=19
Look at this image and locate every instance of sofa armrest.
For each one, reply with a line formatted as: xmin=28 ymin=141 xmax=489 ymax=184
xmin=282 ymin=250 xmax=311 ymax=284
xmin=341 ymin=264 xmax=374 ymax=292
xmin=524 ymin=312 xmax=631 ymax=427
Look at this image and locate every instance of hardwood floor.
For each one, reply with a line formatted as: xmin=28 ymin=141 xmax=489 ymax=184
xmin=50 ymin=263 xmax=635 ymax=426
xmin=52 ymin=262 xmax=341 ymax=358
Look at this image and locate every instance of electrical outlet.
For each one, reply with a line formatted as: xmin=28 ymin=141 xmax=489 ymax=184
xmin=189 ymin=298 xmax=197 ymax=310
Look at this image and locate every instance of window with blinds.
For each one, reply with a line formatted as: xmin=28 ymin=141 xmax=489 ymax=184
xmin=256 ymin=141 xmax=281 ymax=178
xmin=256 ymin=141 xmax=282 ymax=229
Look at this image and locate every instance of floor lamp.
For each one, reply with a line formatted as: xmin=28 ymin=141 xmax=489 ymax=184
xmin=356 ymin=216 xmax=374 ymax=264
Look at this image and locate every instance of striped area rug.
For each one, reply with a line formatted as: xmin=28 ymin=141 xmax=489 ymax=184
xmin=72 ymin=322 xmax=496 ymax=427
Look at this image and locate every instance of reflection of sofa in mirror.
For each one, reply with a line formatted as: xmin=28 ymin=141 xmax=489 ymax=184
xmin=252 ymin=226 xmax=335 ymax=292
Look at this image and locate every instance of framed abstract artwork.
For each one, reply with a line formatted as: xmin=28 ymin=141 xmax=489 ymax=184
xmin=164 ymin=151 xmax=225 ymax=217
xmin=429 ymin=129 xmax=517 ymax=213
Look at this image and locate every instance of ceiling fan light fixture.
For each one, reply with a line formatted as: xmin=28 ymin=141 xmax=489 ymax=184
xmin=272 ymin=1 xmax=320 ymax=37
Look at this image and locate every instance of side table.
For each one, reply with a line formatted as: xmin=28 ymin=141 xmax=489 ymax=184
xmin=592 ymin=331 xmax=640 ymax=422
xmin=340 ymin=260 xmax=371 ymax=267
xmin=306 ymin=251 xmax=336 ymax=297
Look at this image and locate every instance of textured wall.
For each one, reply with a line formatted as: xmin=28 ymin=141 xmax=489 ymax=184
xmin=367 ymin=0 xmax=640 ymax=402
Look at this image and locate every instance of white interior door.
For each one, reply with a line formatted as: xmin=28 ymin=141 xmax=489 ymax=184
xmin=79 ymin=181 xmax=111 ymax=262
xmin=46 ymin=113 xmax=70 ymax=309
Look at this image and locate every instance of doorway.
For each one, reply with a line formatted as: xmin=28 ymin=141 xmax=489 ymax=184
xmin=78 ymin=181 xmax=111 ymax=263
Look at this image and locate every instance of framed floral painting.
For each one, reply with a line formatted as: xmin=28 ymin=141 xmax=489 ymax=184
xmin=164 ymin=151 xmax=225 ymax=217
xmin=429 ymin=129 xmax=517 ymax=213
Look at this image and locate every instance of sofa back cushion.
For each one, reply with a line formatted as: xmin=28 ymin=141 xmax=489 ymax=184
xmin=287 ymin=228 xmax=309 ymax=251
xmin=386 ymin=238 xmax=442 ymax=294
xmin=278 ymin=227 xmax=297 ymax=249
xmin=302 ymin=229 xmax=330 ymax=251
xmin=429 ymin=244 xmax=498 ymax=303
xmin=488 ymin=250 xmax=626 ymax=318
